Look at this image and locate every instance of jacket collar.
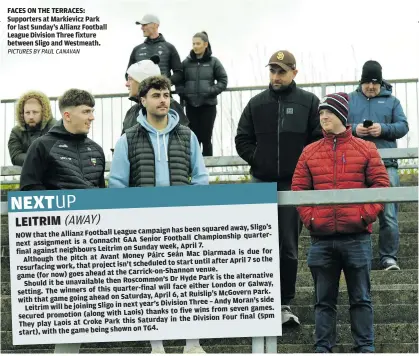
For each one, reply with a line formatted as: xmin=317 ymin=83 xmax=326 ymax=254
xmin=322 ymin=126 xmax=353 ymax=144
xmin=268 ymin=80 xmax=296 ymax=99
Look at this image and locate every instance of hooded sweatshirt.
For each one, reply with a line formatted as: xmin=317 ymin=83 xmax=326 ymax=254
xmin=8 ymin=91 xmax=56 ymax=166
xmin=109 ymin=109 xmax=208 ymax=187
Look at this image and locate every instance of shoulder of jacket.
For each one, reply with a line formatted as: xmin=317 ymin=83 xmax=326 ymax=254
xmin=302 ymin=140 xmax=324 ymax=159
xmin=85 ymin=138 xmax=104 ymax=153
xmin=292 ymin=86 xmax=318 ymax=103
xmin=350 ymin=137 xmax=375 ymax=158
xmin=11 ymin=125 xmax=21 ymax=134
xmin=164 ymin=41 xmax=177 ymax=50
xmin=250 ymin=89 xmax=270 ymax=102
xmin=125 ymin=123 xmax=141 ymax=134
xmin=132 ymin=43 xmax=145 ymax=51
xmin=176 ymin=124 xmax=192 ymax=134
xmin=296 ymin=86 xmax=315 ymax=97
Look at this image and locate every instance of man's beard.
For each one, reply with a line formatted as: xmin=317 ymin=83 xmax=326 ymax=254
xmin=272 ymin=82 xmax=291 ymax=92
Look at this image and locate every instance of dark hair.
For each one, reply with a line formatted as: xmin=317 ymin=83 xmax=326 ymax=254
xmin=139 ymin=76 xmax=172 ymax=98
xmin=58 ymin=89 xmax=95 ymax=113
xmin=193 ymin=31 xmax=211 ymax=53
xmin=193 ymin=31 xmax=209 ymax=43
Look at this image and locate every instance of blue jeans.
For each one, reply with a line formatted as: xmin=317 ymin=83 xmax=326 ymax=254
xmin=378 ymin=167 xmax=400 ymax=264
xmin=307 ymin=233 xmax=374 ymax=353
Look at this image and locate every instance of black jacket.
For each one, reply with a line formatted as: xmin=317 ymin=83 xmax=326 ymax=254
xmin=179 ymin=47 xmax=228 ymax=107
xmin=8 ymin=119 xmax=56 ymax=166
xmin=20 ymin=120 xmax=106 ymax=191
xmin=121 ymin=97 xmax=189 ymax=135
xmin=235 ymin=82 xmax=321 ymax=182
xmin=126 ymin=34 xmax=182 ymax=86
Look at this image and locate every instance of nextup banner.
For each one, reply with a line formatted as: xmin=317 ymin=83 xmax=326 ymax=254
xmin=8 ymin=183 xmax=282 ymax=345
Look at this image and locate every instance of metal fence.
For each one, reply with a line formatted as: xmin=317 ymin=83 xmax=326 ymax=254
xmin=1 ymin=79 xmax=418 ymax=167
xmin=1 ymin=148 xmax=418 ymax=186
xmin=1 ymin=148 xmax=417 ymax=353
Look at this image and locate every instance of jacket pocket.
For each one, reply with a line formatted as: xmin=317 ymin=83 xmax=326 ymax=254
xmin=337 ymin=206 xmax=368 ymax=233
xmin=360 ymin=204 xmax=376 ymax=225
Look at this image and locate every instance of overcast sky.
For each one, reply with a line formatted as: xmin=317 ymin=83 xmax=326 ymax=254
xmin=1 ymin=0 xmax=418 ymax=99
xmin=1 ymin=0 xmax=418 ymax=163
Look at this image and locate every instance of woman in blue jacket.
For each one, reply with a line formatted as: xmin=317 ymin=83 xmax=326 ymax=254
xmin=180 ymin=32 xmax=228 ymax=156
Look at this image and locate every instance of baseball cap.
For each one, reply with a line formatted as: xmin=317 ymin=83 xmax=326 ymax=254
xmin=266 ymin=50 xmax=296 ymax=71
xmin=135 ymin=14 xmax=160 ymax=25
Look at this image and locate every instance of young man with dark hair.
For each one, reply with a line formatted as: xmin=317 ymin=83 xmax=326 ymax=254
xmin=122 ymin=56 xmax=188 ymax=135
xmin=110 ymin=76 xmax=207 ymax=189
xmin=20 ymin=88 xmax=105 ymax=191
xmin=109 ymin=75 xmax=208 ymax=353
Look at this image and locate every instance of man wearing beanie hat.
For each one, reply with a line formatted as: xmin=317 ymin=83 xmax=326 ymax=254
xmin=292 ymin=92 xmax=390 ymax=353
xmin=348 ymin=60 xmax=409 ymax=271
xmin=121 ymin=56 xmax=188 ymax=136
xmin=235 ymin=50 xmax=322 ymax=327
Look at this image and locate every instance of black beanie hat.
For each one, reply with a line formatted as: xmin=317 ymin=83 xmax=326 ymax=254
xmin=360 ymin=60 xmax=382 ymax=84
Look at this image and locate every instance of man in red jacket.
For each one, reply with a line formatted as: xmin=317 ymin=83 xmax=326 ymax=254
xmin=291 ymin=92 xmax=390 ymax=353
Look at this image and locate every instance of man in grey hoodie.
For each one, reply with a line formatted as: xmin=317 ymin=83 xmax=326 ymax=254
xmin=109 ymin=76 xmax=208 ymax=353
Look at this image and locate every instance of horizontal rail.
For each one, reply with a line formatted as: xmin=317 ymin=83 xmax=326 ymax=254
xmin=1 ymin=187 xmax=417 ymax=215
xmin=277 ymin=186 xmax=418 ymax=207
xmin=1 ymin=79 xmax=417 ymax=103
xmin=1 ymin=148 xmax=417 ymax=177
xmin=0 ymin=162 xmax=417 ymax=185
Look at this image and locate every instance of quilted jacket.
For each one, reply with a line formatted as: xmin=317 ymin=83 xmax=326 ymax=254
xmin=291 ymin=126 xmax=390 ymax=236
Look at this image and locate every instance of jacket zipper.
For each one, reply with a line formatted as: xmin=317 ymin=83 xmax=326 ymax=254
xmin=277 ymin=98 xmax=282 ymax=178
xmin=196 ymin=62 xmax=200 ymax=97
xmin=77 ymin=142 xmax=84 ymax=178
xmin=342 ymin=153 xmax=346 ymax=173
xmin=333 ymin=137 xmax=337 ymax=233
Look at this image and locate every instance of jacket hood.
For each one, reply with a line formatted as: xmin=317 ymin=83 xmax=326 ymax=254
xmin=15 ymin=90 xmax=54 ymax=131
xmin=137 ymin=108 xmax=180 ymax=162
xmin=356 ymin=79 xmax=393 ymax=97
xmin=188 ymin=45 xmax=213 ymax=62
xmin=48 ymin=119 xmax=88 ymax=140
xmin=144 ymin=33 xmax=166 ymax=44
xmin=137 ymin=108 xmax=180 ymax=134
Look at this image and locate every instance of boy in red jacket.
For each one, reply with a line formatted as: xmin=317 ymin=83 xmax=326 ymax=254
xmin=291 ymin=92 xmax=390 ymax=353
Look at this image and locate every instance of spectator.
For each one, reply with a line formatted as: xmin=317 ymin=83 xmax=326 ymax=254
xmin=122 ymin=56 xmax=188 ymax=135
xmin=8 ymin=90 xmax=56 ymax=166
xmin=20 ymin=89 xmax=105 ymax=192
xmin=127 ymin=14 xmax=182 ymax=86
xmin=109 ymin=75 xmax=208 ymax=353
xmin=292 ymin=92 xmax=390 ymax=353
xmin=179 ymin=31 xmax=228 ymax=156
xmin=235 ymin=50 xmax=322 ymax=326
xmin=348 ymin=60 xmax=409 ymax=271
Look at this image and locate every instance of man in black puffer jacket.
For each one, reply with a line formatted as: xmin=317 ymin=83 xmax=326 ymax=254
xmin=20 ymin=89 xmax=105 ymax=191
xmin=126 ymin=14 xmax=182 ymax=86
xmin=235 ymin=50 xmax=322 ymax=327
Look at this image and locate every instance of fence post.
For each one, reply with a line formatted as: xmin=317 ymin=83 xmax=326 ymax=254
xmin=265 ymin=336 xmax=277 ymax=353
xmin=252 ymin=337 xmax=264 ymax=353
xmin=321 ymin=84 xmax=326 ymax=98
